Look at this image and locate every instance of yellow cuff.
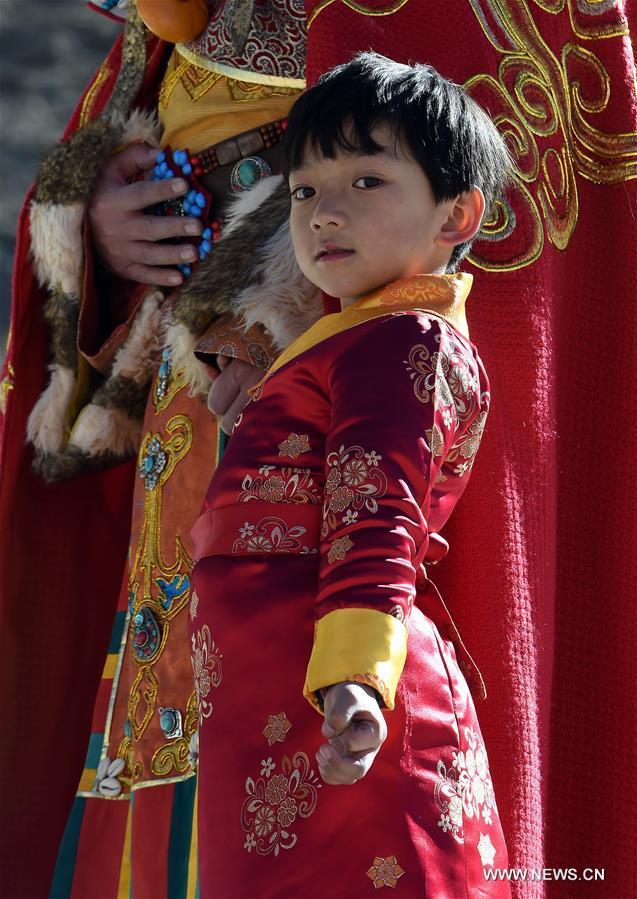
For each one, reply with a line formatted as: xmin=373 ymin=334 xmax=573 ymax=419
xmin=304 ymin=608 xmax=408 ymax=712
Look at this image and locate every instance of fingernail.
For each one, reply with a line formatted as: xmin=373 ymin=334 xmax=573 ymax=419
xmin=181 ymin=247 xmax=196 ymax=262
xmin=172 ymin=179 xmax=188 ymax=195
xmin=168 ymin=273 xmax=182 ymax=286
xmin=184 ymin=221 xmax=201 ymax=235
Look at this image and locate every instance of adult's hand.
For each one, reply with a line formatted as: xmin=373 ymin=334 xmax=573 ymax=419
xmin=88 ymin=143 xmax=203 ymax=287
xmin=206 ymin=356 xmax=264 ymax=435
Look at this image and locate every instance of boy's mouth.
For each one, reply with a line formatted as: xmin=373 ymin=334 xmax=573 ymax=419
xmin=316 ymin=243 xmax=355 ymax=262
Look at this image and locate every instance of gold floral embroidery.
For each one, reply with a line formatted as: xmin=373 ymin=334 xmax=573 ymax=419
xmin=435 ymin=727 xmax=498 ymax=843
xmin=263 ymin=712 xmax=292 ymax=746
xmin=238 ymin=465 xmax=320 ymax=504
xmin=278 ymin=433 xmax=311 ymax=459
xmin=233 ymin=518 xmax=318 ymax=555
xmin=444 ymin=409 xmax=490 ymax=478
xmin=425 ymin=423 xmax=445 ymax=458
xmin=327 ymin=535 xmax=353 ymax=564
xmin=404 ymin=340 xmax=477 ymax=423
xmin=322 ymin=445 xmax=388 ymax=536
xmin=352 ymin=673 xmax=390 ymax=707
xmin=191 ymin=625 xmax=223 ymax=724
xmin=366 ymin=855 xmax=406 ymax=889
xmin=241 ymin=752 xmax=321 ymax=856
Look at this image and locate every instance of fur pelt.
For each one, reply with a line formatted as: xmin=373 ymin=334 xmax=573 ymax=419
xmin=29 ymin=203 xmax=85 ymax=297
xmin=26 ymin=364 xmax=76 ymax=454
xmin=25 ymin=0 xmax=161 ymax=480
xmin=170 ymin=178 xmax=321 ymax=333
xmin=164 ymin=177 xmax=322 ymax=394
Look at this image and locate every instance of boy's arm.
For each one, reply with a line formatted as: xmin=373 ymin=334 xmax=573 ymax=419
xmin=304 ymin=312 xmax=479 ymax=712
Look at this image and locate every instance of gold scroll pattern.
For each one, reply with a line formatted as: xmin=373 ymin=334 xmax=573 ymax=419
xmin=127 ymin=414 xmax=194 ymax=752
xmin=461 ymin=0 xmax=636 ymax=269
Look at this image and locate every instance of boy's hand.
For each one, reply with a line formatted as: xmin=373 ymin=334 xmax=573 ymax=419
xmin=204 ymin=355 xmax=263 ymax=434
xmin=316 ymin=682 xmax=387 ymax=785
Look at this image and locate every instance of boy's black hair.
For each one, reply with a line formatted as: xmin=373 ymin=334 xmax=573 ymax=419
xmin=281 ymin=52 xmax=513 ymax=272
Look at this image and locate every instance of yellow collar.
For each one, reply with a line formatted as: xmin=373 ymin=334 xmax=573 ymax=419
xmin=348 ymin=273 xmax=472 ymax=338
xmin=252 ymin=273 xmax=473 ymax=391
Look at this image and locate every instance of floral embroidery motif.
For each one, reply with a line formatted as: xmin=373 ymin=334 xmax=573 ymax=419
xmin=191 ymin=625 xmax=223 ymax=724
xmin=278 ymin=433 xmax=311 ymax=458
xmin=261 ymin=757 xmax=276 ymax=776
xmin=425 ymin=423 xmax=445 ymax=458
xmin=241 ymin=752 xmax=320 ymax=857
xmin=443 ymin=405 xmax=490 ymax=479
xmin=327 ymin=535 xmax=354 ymax=564
xmin=238 ymin=465 xmax=320 ymax=504
xmin=263 ymin=712 xmax=292 ymax=746
xmin=403 ymin=338 xmax=477 ymax=423
xmin=477 ymin=832 xmax=497 ymax=867
xmin=434 ymin=727 xmax=498 ymax=843
xmin=232 ymin=518 xmax=318 ymax=555
xmin=189 ymin=590 xmax=199 ymax=621
xmin=366 ymin=855 xmax=405 ymax=889
xmin=322 ymin=445 xmax=388 ymax=536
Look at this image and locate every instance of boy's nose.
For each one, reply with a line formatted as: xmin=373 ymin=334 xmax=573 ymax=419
xmin=310 ymin=196 xmax=347 ymax=231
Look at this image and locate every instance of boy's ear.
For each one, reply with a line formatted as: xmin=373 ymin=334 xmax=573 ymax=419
xmin=435 ymin=187 xmax=485 ymax=249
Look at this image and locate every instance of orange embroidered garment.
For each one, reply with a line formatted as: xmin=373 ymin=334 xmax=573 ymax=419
xmin=190 ymin=275 xmax=511 ymax=896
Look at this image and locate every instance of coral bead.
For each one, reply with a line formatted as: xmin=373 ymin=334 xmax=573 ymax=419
xmin=137 ymin=0 xmax=209 ymax=43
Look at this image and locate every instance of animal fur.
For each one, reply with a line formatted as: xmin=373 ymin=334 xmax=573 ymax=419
xmin=29 ymin=204 xmax=85 ymax=297
xmin=26 ymin=364 xmax=76 ymax=454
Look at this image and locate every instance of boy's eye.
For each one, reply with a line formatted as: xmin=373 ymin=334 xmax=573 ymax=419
xmin=290 ymin=186 xmax=315 ymax=201
xmin=353 ymin=176 xmax=383 ymax=189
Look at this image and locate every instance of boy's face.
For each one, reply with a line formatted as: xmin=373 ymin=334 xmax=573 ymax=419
xmin=288 ymin=124 xmax=458 ymax=303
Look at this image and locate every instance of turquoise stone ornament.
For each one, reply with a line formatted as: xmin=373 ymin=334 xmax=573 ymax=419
xmin=230 ymin=156 xmax=271 ymax=193
xmin=158 ymin=707 xmax=183 ymax=739
xmin=132 ymin=606 xmax=162 ymax=662
xmin=139 ymin=435 xmax=167 ymax=489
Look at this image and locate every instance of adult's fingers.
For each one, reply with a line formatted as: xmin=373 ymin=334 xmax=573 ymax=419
xmin=102 ymin=142 xmax=159 ymax=182
xmin=124 ymin=263 xmax=184 ymax=288
xmin=119 ymin=176 xmax=190 ymax=213
xmin=118 ymin=213 xmax=203 ymax=243
xmin=127 ymin=240 xmax=199 ymax=268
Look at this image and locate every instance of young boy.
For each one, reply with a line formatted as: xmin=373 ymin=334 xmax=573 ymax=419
xmin=189 ymin=52 xmax=513 ymax=897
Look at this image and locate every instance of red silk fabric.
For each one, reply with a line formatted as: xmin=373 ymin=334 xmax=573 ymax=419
xmin=190 ymin=302 xmax=510 ymax=895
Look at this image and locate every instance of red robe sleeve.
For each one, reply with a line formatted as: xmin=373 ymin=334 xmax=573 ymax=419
xmin=304 ymin=312 xmax=484 ymax=711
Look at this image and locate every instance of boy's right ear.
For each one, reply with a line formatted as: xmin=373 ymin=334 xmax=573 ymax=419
xmin=435 ymin=187 xmax=485 ymax=250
